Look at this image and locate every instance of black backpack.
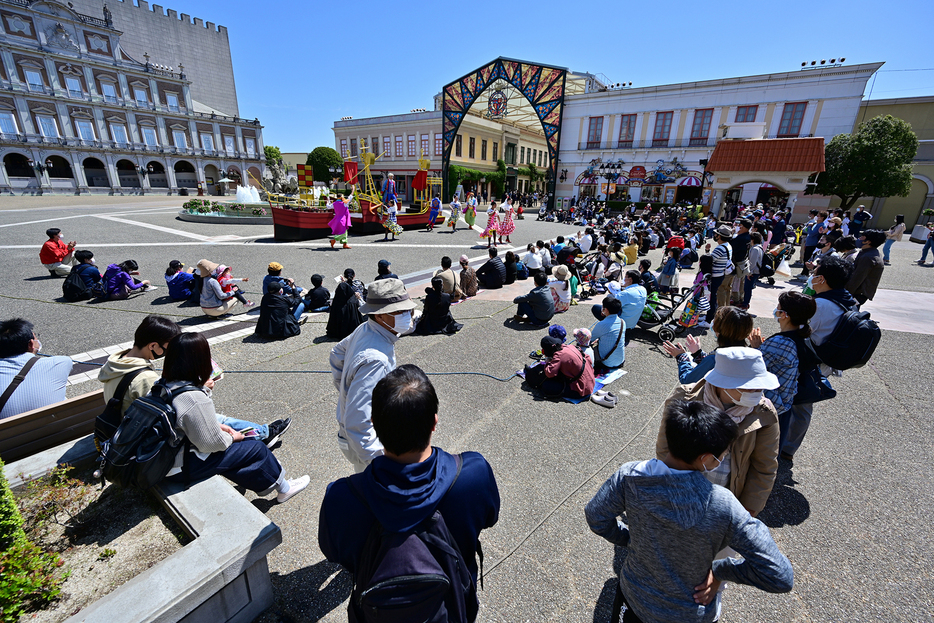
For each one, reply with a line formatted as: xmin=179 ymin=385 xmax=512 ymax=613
xmin=100 ymin=381 xmax=200 ymax=490
xmin=62 ymin=267 xmax=91 ymax=301
xmin=809 ymin=300 xmax=881 ymax=370
xmin=346 ymin=454 xmax=479 ymax=623
xmin=94 ymin=368 xmax=146 ymax=452
xmin=759 ymin=253 xmax=777 ymax=278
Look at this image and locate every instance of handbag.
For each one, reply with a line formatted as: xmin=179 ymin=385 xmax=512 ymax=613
xmin=793 ymin=367 xmax=836 ymax=405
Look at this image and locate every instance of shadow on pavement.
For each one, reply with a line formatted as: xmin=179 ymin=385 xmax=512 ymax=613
xmin=261 ymin=560 xmax=352 ymax=623
xmin=758 ymin=459 xmax=810 ymax=528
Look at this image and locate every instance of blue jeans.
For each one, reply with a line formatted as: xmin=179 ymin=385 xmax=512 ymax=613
xmin=882 ymin=238 xmax=895 ymax=261
xmin=517 ymin=301 xmax=546 ymax=325
xmin=166 ymin=439 xmax=282 ymax=493
xmin=292 ymin=300 xmax=305 ymax=319
xmin=217 ymin=415 xmax=268 ymax=440
xmin=743 ymin=273 xmax=759 ymax=308
xmin=920 ymin=237 xmax=934 ymax=262
xmin=778 ymin=402 xmax=813 ymax=458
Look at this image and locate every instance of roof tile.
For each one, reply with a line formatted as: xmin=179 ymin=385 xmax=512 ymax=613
xmin=707 ymin=138 xmax=825 ymax=173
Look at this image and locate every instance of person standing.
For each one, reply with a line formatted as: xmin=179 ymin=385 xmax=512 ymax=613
xmin=849 ymin=205 xmax=872 ymax=238
xmin=427 ymin=193 xmax=442 ymax=231
xmin=464 ymin=192 xmax=478 ymax=229
xmin=499 ymin=197 xmax=516 ymax=244
xmin=382 ymin=200 xmax=401 ymax=241
xmin=330 ymin=279 xmax=417 ymax=473
xmin=39 ymin=228 xmax=76 ymax=276
xmin=917 ymin=222 xmax=934 ymax=266
xmin=882 ymin=214 xmax=906 ymax=265
xmin=328 ymin=194 xmax=352 ymax=249
xmin=846 ymin=229 xmax=886 ymax=305
xmin=318 ymin=365 xmax=500 ymax=623
xmin=724 ymin=218 xmax=752 ymax=306
xmin=381 ymin=172 xmax=397 ymax=206
xmin=703 ymin=226 xmax=734 ymax=327
xmin=742 ymin=232 xmax=764 ymax=311
xmin=481 ymin=202 xmax=500 ymax=246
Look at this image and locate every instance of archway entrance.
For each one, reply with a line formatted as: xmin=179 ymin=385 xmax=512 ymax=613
xmin=4 ymin=153 xmax=33 ymax=178
xmin=441 ymin=58 xmax=571 ymax=209
xmin=247 ymin=166 xmax=262 ymax=188
xmin=174 ymin=160 xmax=197 ymax=188
xmin=45 ymin=155 xmax=73 ymax=179
xmin=147 ymin=161 xmax=168 ymax=188
xmin=116 ymin=159 xmax=140 ymax=188
xmin=204 ymin=164 xmax=219 ymax=195
xmin=83 ymin=158 xmax=108 ymax=187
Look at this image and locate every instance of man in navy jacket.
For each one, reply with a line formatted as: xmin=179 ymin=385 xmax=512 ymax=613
xmin=318 ymin=364 xmax=500 ymax=607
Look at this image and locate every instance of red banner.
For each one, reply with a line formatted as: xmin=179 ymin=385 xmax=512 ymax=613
xmin=343 ymin=162 xmax=359 ymax=184
xmin=412 ymin=169 xmax=428 ymax=191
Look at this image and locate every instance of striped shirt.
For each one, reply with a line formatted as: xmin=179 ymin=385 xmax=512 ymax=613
xmin=711 ymin=242 xmax=733 ymax=277
xmin=759 ymin=334 xmax=799 ymax=413
xmin=0 ymin=353 xmax=72 ymax=420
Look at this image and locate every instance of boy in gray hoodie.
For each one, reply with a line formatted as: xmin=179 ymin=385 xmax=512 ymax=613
xmin=585 ymin=400 xmax=793 ymax=623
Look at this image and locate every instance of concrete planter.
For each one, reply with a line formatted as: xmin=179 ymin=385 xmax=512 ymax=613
xmin=177 ymin=209 xmax=272 ymax=225
xmin=6 ymin=436 xmax=281 ymax=623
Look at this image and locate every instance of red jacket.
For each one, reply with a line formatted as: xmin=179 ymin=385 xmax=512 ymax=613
xmin=544 ymin=345 xmax=595 ymax=397
xmin=39 ymin=239 xmax=69 ymax=264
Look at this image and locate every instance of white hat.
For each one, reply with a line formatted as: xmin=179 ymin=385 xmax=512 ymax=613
xmin=705 ymin=347 xmax=779 ymax=390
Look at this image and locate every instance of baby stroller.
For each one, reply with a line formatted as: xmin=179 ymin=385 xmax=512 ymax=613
xmin=637 ymin=275 xmax=710 ymax=342
xmin=759 ymin=244 xmax=795 ymax=286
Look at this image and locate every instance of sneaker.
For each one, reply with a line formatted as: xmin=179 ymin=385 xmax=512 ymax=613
xmin=917 ymin=259 xmax=927 ymax=265
xmin=264 ymin=417 xmax=292 ymax=447
xmin=276 ymin=475 xmax=309 ymax=504
xmin=591 ymin=393 xmax=616 ymax=408
xmin=883 ymin=260 xmax=891 ymax=266
xmin=143 ymin=284 xmax=158 ymax=291
xmin=244 ymin=300 xmax=255 ymax=308
xmin=696 ymin=321 xmax=712 ymax=329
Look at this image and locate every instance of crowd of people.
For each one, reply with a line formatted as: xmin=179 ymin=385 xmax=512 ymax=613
xmin=0 ymin=197 xmax=901 ymax=623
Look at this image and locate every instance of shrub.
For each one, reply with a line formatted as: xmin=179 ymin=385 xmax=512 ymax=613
xmin=0 ymin=459 xmax=24 ymax=550
xmin=0 ymin=540 xmax=63 ymax=622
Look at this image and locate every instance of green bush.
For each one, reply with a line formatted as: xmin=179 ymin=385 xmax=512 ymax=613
xmin=0 ymin=459 xmax=24 ymax=550
xmin=0 ymin=540 xmax=63 ymax=622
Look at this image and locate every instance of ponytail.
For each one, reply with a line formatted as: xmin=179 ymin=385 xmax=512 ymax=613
xmin=778 ymin=291 xmax=816 ymax=339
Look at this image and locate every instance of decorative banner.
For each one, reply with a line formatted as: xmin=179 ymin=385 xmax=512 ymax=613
xmin=343 ymin=161 xmax=359 ymax=185
xmin=412 ymin=169 xmax=428 ymax=191
xmin=296 ymin=164 xmax=313 ymax=189
xmin=629 ymin=166 xmax=646 ymax=180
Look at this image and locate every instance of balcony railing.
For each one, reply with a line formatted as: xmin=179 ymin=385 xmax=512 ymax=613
xmin=578 ymin=137 xmax=719 ymax=150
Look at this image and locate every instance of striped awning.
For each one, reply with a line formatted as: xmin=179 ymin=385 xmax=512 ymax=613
xmin=759 ymin=183 xmax=777 ymax=189
xmin=678 ymin=176 xmax=702 ymax=186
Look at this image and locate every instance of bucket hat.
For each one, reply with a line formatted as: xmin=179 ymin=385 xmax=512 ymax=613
xmin=358 ymin=278 xmax=417 ymax=315
xmin=553 ymin=265 xmax=570 ymax=281
xmin=715 ymin=225 xmax=734 ymax=239
xmin=705 ymin=347 xmax=779 ymax=390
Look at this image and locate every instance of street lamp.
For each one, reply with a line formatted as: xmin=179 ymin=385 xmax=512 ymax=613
xmin=134 ymin=163 xmax=148 ymax=177
xmin=559 ymin=169 xmax=568 ymax=183
xmin=28 ymin=158 xmax=52 ymax=173
xmin=328 ymin=164 xmax=343 ymax=189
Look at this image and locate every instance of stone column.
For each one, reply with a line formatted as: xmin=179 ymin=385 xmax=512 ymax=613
xmin=166 ymin=158 xmax=178 ymax=192
xmin=0 ymin=156 xmax=11 ymax=193
xmin=1 ymin=50 xmax=18 ymax=85
xmin=83 ymin=66 xmax=98 ymax=97
xmin=70 ymin=152 xmax=89 ymax=194
xmin=149 ymin=78 xmax=160 ymax=107
xmin=117 ymin=74 xmax=131 ymax=101
xmin=105 ymin=154 xmax=122 ymax=194
xmin=43 ymin=59 xmax=61 ymax=92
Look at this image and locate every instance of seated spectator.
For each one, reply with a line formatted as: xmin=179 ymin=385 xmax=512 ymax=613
xmin=523 ymin=243 xmax=544 ymax=279
xmin=98 ymin=315 xmax=289 ymax=446
xmin=164 ymin=260 xmax=199 ymax=301
xmin=263 ymin=261 xmax=303 ymax=297
xmin=103 ymin=260 xmax=154 ymax=300
xmin=0 ymin=318 xmax=72 ymax=420
xmin=433 ymin=256 xmax=463 ymax=299
xmin=70 ymin=249 xmax=103 ymax=292
xmin=375 ymin=259 xmax=398 ymax=281
xmin=593 ymin=270 xmax=646 ymax=345
xmin=573 ymin=327 xmax=594 ymax=364
xmin=459 ymin=255 xmax=479 ymax=298
xmin=663 ymin=306 xmax=754 ymax=385
xmin=327 ymin=268 xmax=365 ymax=340
xmin=537 ymin=240 xmax=555 ymax=274
xmin=161 ymin=332 xmax=308 ymax=502
xmin=549 ymin=265 xmax=572 ymax=313
xmin=303 ymin=274 xmax=331 ymax=312
xmin=414 ymin=276 xmax=463 ymax=335
xmin=255 ymin=280 xmax=302 ymax=340
xmin=638 ymin=259 xmax=658 ymax=294
xmin=216 ymin=265 xmax=253 ymax=308
xmin=513 ymin=272 xmax=555 ymax=326
xmin=526 ymin=335 xmax=595 ymax=399
xmin=504 ymin=251 xmax=518 ymax=285
xmin=586 ymin=400 xmax=793 ymax=623
xmin=591 ymin=296 xmax=625 ymax=369
xmin=199 ymin=262 xmax=243 ymax=317
xmin=318 ymin=365 xmax=500 ymax=621
xmin=623 ymin=238 xmax=639 ymax=265
xmin=39 ymin=227 xmax=76 ymax=276
xmin=476 ymin=247 xmax=506 ymax=290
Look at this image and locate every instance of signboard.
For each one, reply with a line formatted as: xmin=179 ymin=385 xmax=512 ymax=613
xmin=628 ymin=166 xmax=646 ymax=180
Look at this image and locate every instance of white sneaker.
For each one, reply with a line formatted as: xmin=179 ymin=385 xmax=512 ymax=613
xmin=276 ymin=475 xmax=309 ymax=503
xmin=696 ymin=321 xmax=712 ymax=329
xmin=591 ymin=393 xmax=617 ymax=408
xmin=143 ymin=285 xmax=158 ymax=291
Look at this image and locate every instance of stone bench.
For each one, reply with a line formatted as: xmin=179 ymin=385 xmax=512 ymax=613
xmin=0 ymin=390 xmax=105 ymax=464
xmin=5 ymin=437 xmax=281 ymax=623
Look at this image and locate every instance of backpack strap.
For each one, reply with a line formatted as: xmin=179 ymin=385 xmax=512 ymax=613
xmin=0 ymin=356 xmax=40 ymax=413
xmin=113 ymin=367 xmax=146 ymax=406
xmin=598 ymin=319 xmax=624 ymax=363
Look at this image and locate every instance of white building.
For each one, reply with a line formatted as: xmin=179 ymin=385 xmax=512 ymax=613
xmin=556 ymin=62 xmax=883 ymax=217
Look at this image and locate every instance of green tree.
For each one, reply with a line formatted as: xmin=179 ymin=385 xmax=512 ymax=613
xmin=264 ymin=145 xmax=282 ymax=168
xmin=809 ymin=114 xmax=918 ymax=209
xmin=306 ymin=146 xmax=343 ymax=184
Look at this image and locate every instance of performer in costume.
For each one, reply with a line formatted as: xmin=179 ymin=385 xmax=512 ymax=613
xmin=382 ymin=199 xmax=402 ymax=241
xmin=427 ymin=193 xmax=442 ymax=231
xmin=328 ymin=194 xmax=352 ymax=249
xmin=380 ymin=172 xmax=397 ymax=206
xmin=481 ymin=200 xmax=500 ymax=247
xmin=448 ymin=197 xmax=461 ymax=231
xmin=499 ymin=197 xmax=516 ymax=243
xmin=465 ymin=192 xmax=477 ymax=228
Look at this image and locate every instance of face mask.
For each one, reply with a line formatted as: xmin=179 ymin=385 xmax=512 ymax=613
xmin=58 ymin=233 xmax=64 ymax=239
xmin=805 ymin=274 xmax=814 ymax=291
xmin=392 ymin=311 xmax=413 ymax=334
xmin=89 ymin=258 xmax=96 ymax=265
xmin=773 ymin=308 xmax=783 ymax=320
xmin=702 ymin=454 xmax=723 ymax=473
xmin=732 ymin=390 xmax=763 ymax=408
xmin=151 ymin=344 xmax=166 ymax=360
xmin=34 ymin=339 xmax=42 ymax=353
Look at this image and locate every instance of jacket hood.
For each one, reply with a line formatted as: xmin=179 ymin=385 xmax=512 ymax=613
xmin=620 ymin=461 xmax=711 ymax=530
xmin=357 ymin=449 xmax=458 ymax=533
xmin=98 ymin=351 xmax=153 ymax=383
xmin=815 ymin=288 xmax=858 ymax=310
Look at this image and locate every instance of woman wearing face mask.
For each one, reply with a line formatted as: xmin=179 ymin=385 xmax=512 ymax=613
xmin=656 ymin=347 xmax=780 ymax=517
xmin=748 ymin=293 xmax=817 ymax=451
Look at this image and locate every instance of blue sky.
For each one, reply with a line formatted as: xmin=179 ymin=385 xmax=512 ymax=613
xmin=177 ymin=0 xmax=933 ymax=153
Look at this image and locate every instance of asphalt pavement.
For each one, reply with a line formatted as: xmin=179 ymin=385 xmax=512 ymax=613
xmin=1 ymin=197 xmax=930 ymax=623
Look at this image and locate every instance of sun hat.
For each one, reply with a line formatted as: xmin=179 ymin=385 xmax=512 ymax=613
xmin=553 ymin=265 xmax=570 ymax=281
xmin=268 ymin=261 xmax=283 ymax=271
xmin=196 ymin=259 xmax=218 ymax=278
xmin=715 ymin=225 xmax=734 ymax=239
xmin=704 ymin=347 xmax=779 ymax=390
xmin=573 ymin=328 xmax=591 ymax=346
xmin=548 ymin=325 xmax=567 ymax=341
xmin=358 ymin=278 xmax=417 ymax=315
xmin=212 ymin=264 xmax=229 ymax=278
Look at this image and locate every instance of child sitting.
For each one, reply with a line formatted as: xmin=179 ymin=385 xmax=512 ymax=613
xmin=573 ymin=327 xmax=594 ymax=364
xmin=303 ymin=274 xmax=331 ymax=313
xmin=165 ymin=260 xmax=199 ymax=301
xmin=103 ymin=260 xmax=154 ymax=300
xmin=216 ymin=264 xmax=253 ymax=308
xmin=585 ymin=400 xmax=793 ymax=623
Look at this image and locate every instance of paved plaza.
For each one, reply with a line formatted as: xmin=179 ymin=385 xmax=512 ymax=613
xmin=1 ymin=196 xmax=932 ymax=622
